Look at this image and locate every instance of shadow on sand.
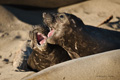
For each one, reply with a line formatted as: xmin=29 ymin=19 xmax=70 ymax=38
xmin=3 ymin=5 xmax=58 ymax=25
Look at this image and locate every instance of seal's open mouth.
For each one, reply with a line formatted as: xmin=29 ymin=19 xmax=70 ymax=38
xmin=36 ymin=32 xmax=47 ymax=45
xmin=35 ymin=12 xmax=57 ymax=46
xmin=36 ymin=29 xmax=55 ymax=45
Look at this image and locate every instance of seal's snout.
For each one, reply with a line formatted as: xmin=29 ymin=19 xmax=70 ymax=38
xmin=43 ymin=12 xmax=52 ymax=19
xmin=43 ymin=12 xmax=54 ymax=26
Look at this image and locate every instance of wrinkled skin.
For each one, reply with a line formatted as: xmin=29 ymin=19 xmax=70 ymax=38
xmin=43 ymin=13 xmax=120 ymax=59
xmin=27 ymin=26 xmax=71 ymax=71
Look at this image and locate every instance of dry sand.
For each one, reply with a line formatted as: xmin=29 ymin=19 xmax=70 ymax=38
xmin=0 ymin=0 xmax=120 ymax=80
xmin=0 ymin=6 xmax=34 ymax=80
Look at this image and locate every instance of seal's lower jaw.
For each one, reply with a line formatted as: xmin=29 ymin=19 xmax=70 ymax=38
xmin=47 ymin=29 xmax=55 ymax=37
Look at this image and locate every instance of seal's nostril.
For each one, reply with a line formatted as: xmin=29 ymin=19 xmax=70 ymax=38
xmin=43 ymin=13 xmax=53 ymax=18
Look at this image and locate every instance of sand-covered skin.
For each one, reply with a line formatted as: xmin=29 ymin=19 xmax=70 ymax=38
xmin=0 ymin=0 xmax=120 ymax=80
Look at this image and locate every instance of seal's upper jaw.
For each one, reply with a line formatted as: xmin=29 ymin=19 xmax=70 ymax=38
xmin=43 ymin=13 xmax=56 ymax=39
xmin=43 ymin=12 xmax=55 ymax=29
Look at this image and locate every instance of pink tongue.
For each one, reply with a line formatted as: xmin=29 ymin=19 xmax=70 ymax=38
xmin=37 ymin=33 xmax=47 ymax=45
xmin=37 ymin=34 xmax=44 ymax=42
xmin=47 ymin=30 xmax=54 ymax=37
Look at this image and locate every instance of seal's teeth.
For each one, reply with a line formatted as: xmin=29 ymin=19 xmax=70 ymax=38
xmin=49 ymin=27 xmax=52 ymax=31
xmin=37 ymin=33 xmax=41 ymax=35
xmin=43 ymin=12 xmax=47 ymax=18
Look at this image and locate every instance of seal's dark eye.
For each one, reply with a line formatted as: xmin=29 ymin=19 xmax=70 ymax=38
xmin=59 ymin=15 xmax=64 ymax=18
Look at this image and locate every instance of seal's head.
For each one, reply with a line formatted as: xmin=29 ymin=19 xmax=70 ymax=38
xmin=29 ymin=25 xmax=50 ymax=51
xmin=43 ymin=13 xmax=87 ymax=58
xmin=43 ymin=13 xmax=99 ymax=58
xmin=43 ymin=13 xmax=85 ymax=45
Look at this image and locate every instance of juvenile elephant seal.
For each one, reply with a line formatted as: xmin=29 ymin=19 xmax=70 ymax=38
xmin=27 ymin=26 xmax=70 ymax=71
xmin=43 ymin=13 xmax=120 ymax=59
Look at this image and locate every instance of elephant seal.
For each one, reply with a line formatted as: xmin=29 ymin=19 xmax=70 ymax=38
xmin=43 ymin=13 xmax=120 ymax=59
xmin=27 ymin=26 xmax=71 ymax=71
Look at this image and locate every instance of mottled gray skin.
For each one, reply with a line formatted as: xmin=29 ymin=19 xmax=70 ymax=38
xmin=27 ymin=26 xmax=70 ymax=71
xmin=43 ymin=13 xmax=120 ymax=59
